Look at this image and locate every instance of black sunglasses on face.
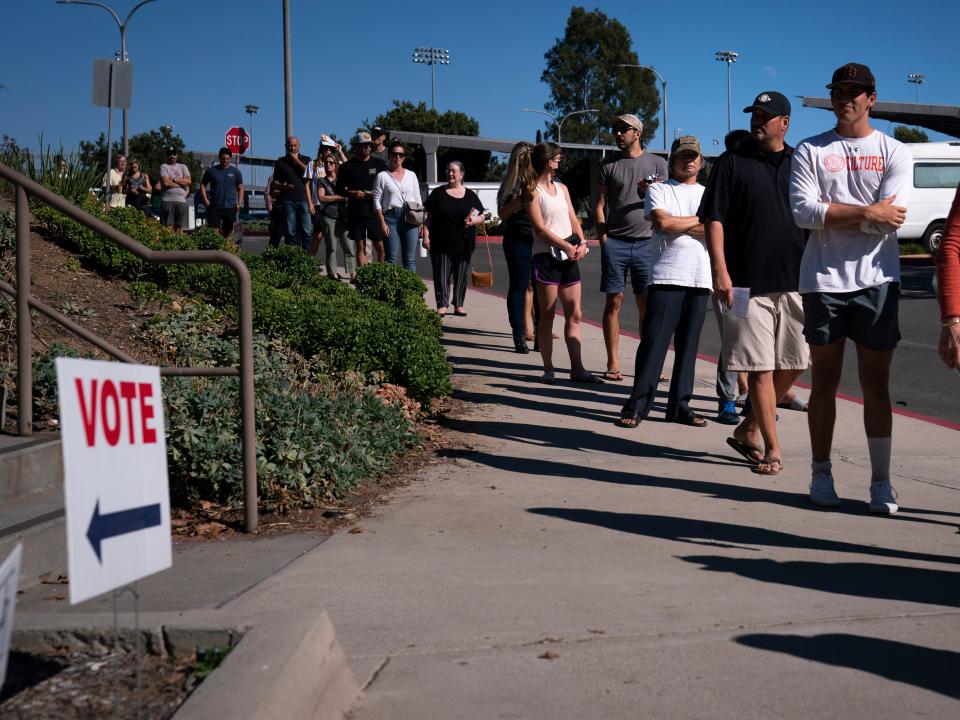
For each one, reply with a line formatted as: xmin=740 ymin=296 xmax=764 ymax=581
xmin=613 ymin=126 xmax=634 ymax=134
xmin=390 ymin=152 xmax=405 ymax=157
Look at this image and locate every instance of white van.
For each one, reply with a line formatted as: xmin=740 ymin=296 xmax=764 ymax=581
xmin=900 ymin=141 xmax=960 ymax=253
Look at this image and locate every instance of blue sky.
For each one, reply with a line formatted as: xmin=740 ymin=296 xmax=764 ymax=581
xmin=2 ymin=0 xmax=958 ymax=166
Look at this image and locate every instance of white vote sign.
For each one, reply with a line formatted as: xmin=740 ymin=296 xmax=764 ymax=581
xmin=56 ymin=358 xmax=172 ymax=604
xmin=0 ymin=543 xmax=22 ymax=691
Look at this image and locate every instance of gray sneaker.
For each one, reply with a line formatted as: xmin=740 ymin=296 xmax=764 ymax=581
xmin=810 ymin=472 xmax=842 ymax=507
xmin=869 ymin=481 xmax=899 ymax=514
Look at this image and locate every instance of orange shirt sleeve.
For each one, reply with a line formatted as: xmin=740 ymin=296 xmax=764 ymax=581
xmin=937 ymin=184 xmax=960 ymax=320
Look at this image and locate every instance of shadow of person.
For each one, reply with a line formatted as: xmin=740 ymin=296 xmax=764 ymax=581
xmin=735 ymin=633 xmax=960 ymax=700
xmin=683 ymin=555 xmax=960 ymax=608
xmin=527 ymin=507 xmax=960 ymax=566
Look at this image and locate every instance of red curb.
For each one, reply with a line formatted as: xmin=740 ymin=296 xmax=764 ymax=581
xmin=464 ymin=285 xmax=960 ymax=431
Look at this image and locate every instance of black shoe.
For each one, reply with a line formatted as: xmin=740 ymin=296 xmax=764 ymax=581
xmin=513 ymin=332 xmax=529 ymax=354
xmin=616 ymin=398 xmax=643 ymax=428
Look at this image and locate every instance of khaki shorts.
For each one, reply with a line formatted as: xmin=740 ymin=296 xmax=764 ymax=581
xmin=722 ymin=291 xmax=810 ymax=372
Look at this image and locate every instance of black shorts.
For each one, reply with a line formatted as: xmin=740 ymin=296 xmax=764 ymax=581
xmin=207 ymin=207 xmax=238 ymax=235
xmin=802 ymin=281 xmax=900 ymax=351
xmin=348 ymin=216 xmax=385 ymax=243
xmin=532 ymin=252 xmax=581 ymax=287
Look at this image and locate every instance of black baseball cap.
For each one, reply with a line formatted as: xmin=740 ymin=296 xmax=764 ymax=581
xmin=369 ymin=126 xmax=386 ymax=138
xmin=826 ymin=63 xmax=876 ymax=89
xmin=165 ymin=146 xmax=178 ymax=155
xmin=742 ymin=91 xmax=791 ymax=116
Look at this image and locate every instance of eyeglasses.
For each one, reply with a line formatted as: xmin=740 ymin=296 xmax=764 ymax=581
xmin=390 ymin=152 xmax=405 ymax=157
xmin=324 ymin=161 xmax=337 ymax=166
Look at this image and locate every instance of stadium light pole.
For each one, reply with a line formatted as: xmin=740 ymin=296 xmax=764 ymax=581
xmin=245 ymin=104 xmax=259 ymax=186
xmin=907 ymin=73 xmax=925 ymax=104
xmin=522 ymin=108 xmax=599 ymax=145
xmin=412 ymin=47 xmax=451 ymax=110
xmin=57 ymin=0 xmax=158 ymax=157
xmin=715 ymin=50 xmax=739 ymax=133
xmin=617 ymin=64 xmax=667 ymax=152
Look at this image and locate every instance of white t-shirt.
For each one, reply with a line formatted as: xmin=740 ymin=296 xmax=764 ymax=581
xmin=373 ymin=169 xmax=421 ymax=212
xmin=103 ymin=168 xmax=126 ymax=208
xmin=645 ymin=180 xmax=709 ymax=288
xmin=790 ymin=129 xmax=912 ymax=293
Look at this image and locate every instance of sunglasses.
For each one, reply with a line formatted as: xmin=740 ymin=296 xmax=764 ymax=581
xmin=390 ymin=152 xmax=405 ymax=157
xmin=613 ymin=126 xmax=634 ymax=134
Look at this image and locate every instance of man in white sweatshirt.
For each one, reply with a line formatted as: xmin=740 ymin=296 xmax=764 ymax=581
xmin=790 ymin=63 xmax=911 ymax=513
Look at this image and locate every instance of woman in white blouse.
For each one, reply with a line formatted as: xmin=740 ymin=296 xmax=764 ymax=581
xmin=373 ymin=140 xmax=422 ymax=271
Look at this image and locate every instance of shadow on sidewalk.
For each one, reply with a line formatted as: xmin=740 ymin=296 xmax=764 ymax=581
xmin=526 ymin=508 xmax=960 ymax=567
xmin=735 ymin=634 xmax=960 ymax=699
xmin=684 ymin=556 xmax=960 ymax=608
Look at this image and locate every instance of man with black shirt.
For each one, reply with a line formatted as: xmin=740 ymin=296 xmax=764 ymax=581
xmin=699 ymin=91 xmax=808 ymax=477
xmin=272 ymin=136 xmax=314 ymax=251
xmin=200 ymin=147 xmax=244 ymax=238
xmin=336 ymin=132 xmax=388 ymax=265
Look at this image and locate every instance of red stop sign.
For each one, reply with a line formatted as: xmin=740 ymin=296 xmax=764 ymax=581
xmin=224 ymin=126 xmax=250 ymax=155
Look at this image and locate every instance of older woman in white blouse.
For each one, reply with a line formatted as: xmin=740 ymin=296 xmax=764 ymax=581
xmin=373 ymin=140 xmax=422 ymax=271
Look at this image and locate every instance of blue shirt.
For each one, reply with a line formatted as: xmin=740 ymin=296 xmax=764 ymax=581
xmin=200 ymin=164 xmax=243 ymax=209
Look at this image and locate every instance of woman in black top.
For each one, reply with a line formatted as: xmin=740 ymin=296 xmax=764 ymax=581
xmin=123 ymin=159 xmax=151 ymax=215
xmin=497 ymin=142 xmax=538 ymax=352
xmin=423 ymin=161 xmax=485 ymax=317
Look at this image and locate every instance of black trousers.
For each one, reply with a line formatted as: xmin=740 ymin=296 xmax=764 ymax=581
xmin=431 ymin=251 xmax=472 ymax=309
xmin=624 ymin=284 xmax=709 ymax=421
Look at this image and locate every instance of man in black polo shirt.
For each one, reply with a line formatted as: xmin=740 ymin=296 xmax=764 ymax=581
xmin=336 ymin=132 xmax=388 ymax=265
xmin=699 ymin=91 xmax=809 ymax=477
xmin=200 ymin=147 xmax=244 ymax=238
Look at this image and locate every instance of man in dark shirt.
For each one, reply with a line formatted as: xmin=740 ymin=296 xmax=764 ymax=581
xmin=698 ymin=91 xmax=808 ymax=477
xmin=272 ymin=136 xmax=314 ymax=252
xmin=336 ymin=132 xmax=388 ymax=265
xmin=200 ymin=147 xmax=244 ymax=238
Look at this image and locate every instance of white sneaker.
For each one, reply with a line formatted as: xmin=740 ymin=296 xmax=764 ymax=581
xmin=869 ymin=481 xmax=899 ymax=514
xmin=810 ymin=472 xmax=842 ymax=507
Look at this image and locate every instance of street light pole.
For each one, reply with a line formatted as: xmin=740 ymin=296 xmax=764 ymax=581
xmin=411 ymin=47 xmax=451 ymax=110
xmin=522 ymin=108 xmax=599 ymax=145
xmin=282 ymin=0 xmax=293 ymax=138
xmin=245 ymin=104 xmax=259 ymax=187
xmin=57 ymin=0 xmax=158 ymax=157
xmin=715 ymin=50 xmax=739 ymax=133
xmin=617 ymin=64 xmax=668 ymax=152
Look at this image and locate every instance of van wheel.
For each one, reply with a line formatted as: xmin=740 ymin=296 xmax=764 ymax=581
xmin=923 ymin=222 xmax=944 ymax=254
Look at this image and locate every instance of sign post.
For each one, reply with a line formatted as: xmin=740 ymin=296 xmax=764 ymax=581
xmin=55 ymin=358 xmax=171 ymax=605
xmin=225 ymin=126 xmax=250 ymax=156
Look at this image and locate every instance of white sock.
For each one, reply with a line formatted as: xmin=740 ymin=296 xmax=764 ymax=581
xmin=811 ymin=459 xmax=832 ymax=476
xmin=867 ymin=437 xmax=892 ymax=484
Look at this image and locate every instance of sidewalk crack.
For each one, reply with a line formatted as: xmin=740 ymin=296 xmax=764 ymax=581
xmin=362 ymin=655 xmax=391 ymax=691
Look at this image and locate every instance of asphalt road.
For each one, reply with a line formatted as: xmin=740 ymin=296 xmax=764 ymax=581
xmin=418 ymin=242 xmax=959 ymax=427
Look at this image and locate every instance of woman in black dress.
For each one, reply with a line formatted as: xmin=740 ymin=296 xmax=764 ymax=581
xmin=422 ymin=161 xmax=485 ymax=317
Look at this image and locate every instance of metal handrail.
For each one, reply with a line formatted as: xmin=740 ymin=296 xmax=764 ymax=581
xmin=0 ymin=162 xmax=259 ymax=533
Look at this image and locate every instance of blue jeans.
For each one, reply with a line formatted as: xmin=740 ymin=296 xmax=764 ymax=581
xmin=283 ymin=199 xmax=312 ymax=252
xmin=383 ymin=208 xmax=419 ymax=271
xmin=503 ymin=230 xmax=534 ymax=335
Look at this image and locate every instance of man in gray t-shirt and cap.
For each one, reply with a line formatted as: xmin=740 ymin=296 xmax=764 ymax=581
xmin=595 ymin=114 xmax=668 ymax=381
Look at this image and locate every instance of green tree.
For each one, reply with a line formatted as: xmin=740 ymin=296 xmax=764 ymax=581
xmin=893 ymin=125 xmax=929 ymax=143
xmin=368 ymin=100 xmax=493 ymax=181
xmin=541 ymin=7 xmax=660 ymax=146
xmin=79 ymin=126 xmax=202 ymax=188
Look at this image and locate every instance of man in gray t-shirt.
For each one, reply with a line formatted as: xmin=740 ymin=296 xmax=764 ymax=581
xmin=159 ymin=147 xmax=192 ymax=235
xmin=594 ymin=114 xmax=668 ymax=380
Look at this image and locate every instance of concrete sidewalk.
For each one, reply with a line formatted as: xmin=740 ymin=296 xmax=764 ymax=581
xmin=224 ymin=283 xmax=960 ymax=719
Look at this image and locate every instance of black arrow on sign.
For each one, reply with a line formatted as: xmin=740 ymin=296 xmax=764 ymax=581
xmin=86 ymin=499 xmax=162 ymax=563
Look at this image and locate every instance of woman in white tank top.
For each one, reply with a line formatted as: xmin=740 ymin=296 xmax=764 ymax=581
xmin=525 ymin=142 xmax=601 ymax=384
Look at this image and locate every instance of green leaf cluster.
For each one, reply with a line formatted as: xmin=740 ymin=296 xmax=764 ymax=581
xmin=541 ymin=7 xmax=661 ymax=146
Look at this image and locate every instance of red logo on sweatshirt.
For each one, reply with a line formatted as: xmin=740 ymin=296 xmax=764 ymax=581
xmin=824 ymin=154 xmax=884 ymax=173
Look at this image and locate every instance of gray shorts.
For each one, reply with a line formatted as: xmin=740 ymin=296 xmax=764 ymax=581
xmin=802 ymin=282 xmax=900 ymax=351
xmin=160 ymin=200 xmax=186 ymax=228
xmin=600 ymin=235 xmax=651 ymax=295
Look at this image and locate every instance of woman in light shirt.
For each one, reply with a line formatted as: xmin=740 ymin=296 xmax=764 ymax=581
xmin=373 ymin=140 xmax=422 ymax=271
xmin=526 ymin=142 xmax=600 ymax=384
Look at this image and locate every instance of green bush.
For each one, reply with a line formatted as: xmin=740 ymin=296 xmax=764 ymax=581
xmin=354 ymin=261 xmax=428 ymax=310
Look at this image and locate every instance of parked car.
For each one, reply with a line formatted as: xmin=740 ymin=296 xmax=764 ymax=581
xmin=900 ymin=141 xmax=960 ymax=253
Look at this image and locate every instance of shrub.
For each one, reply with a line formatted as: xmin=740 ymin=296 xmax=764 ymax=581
xmin=354 ymin=261 xmax=428 ymax=310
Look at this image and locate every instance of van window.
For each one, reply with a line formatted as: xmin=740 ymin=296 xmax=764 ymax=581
xmin=914 ymin=163 xmax=960 ymax=189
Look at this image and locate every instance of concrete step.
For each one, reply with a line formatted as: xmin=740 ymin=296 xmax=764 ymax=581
xmin=0 ymin=434 xmax=66 ymax=588
xmin=0 ymin=433 xmax=63 ymax=502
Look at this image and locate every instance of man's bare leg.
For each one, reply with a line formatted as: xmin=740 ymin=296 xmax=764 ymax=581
xmin=808 ymin=340 xmax=845 ymax=462
xmin=734 ymin=368 xmax=805 ymax=460
xmin=603 ymin=292 xmax=624 ymax=375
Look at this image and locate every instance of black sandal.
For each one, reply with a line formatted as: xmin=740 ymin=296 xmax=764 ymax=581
xmin=616 ymin=399 xmax=643 ymax=428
